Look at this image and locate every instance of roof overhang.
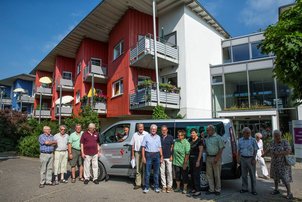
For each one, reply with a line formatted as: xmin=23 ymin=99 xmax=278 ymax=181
xmin=31 ymin=0 xmax=230 ymax=74
xmin=0 ymin=74 xmax=36 ymax=86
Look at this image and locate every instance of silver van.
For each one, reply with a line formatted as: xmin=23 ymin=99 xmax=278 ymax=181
xmin=97 ymin=119 xmax=240 ymax=188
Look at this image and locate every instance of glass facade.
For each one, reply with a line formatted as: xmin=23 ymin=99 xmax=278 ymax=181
xmin=251 ymin=41 xmax=268 ymax=59
xmin=232 ymin=44 xmax=249 ymax=62
xmin=222 ymin=47 xmax=232 ymax=63
xmin=225 ymin=72 xmax=248 ymax=108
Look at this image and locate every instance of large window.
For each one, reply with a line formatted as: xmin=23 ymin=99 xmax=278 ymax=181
xmin=101 ymin=124 xmax=130 ymax=144
xmin=164 ymin=31 xmax=177 ymax=47
xmin=232 ymin=44 xmax=249 ymax=62
xmin=112 ymin=79 xmax=123 ymax=97
xmin=136 ymin=122 xmax=175 ymax=138
xmin=62 ymin=71 xmax=72 ymax=80
xmin=251 ymin=41 xmax=268 ymax=59
xmin=225 ymin=72 xmax=248 ymax=108
xmin=212 ymin=84 xmax=224 ymax=116
xmin=249 ymin=69 xmax=275 ymax=107
xmin=91 ymin=58 xmax=101 ymax=66
xmin=222 ymin=47 xmax=232 ymax=63
xmin=277 ymin=81 xmax=292 ymax=108
xmin=113 ymin=41 xmax=124 ymax=60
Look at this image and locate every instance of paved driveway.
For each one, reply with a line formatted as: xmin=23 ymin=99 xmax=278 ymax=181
xmin=0 ymin=157 xmax=301 ymax=202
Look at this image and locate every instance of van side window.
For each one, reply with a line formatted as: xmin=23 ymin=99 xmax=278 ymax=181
xmin=175 ymin=122 xmax=225 ymax=139
xmin=102 ymin=124 xmax=130 ymax=144
xmin=135 ymin=122 xmax=175 ymax=138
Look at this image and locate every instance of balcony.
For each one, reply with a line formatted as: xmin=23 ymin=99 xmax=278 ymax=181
xmin=34 ymin=109 xmax=51 ymax=118
xmin=1 ymin=97 xmax=12 ymax=105
xmin=55 ymin=105 xmax=73 ymax=117
xmin=18 ymin=95 xmax=34 ymax=103
xmin=130 ymin=34 xmax=179 ymax=69
xmin=83 ymin=62 xmax=107 ymax=84
xmin=93 ymin=102 xmax=106 ymax=114
xmin=130 ymin=88 xmax=180 ymax=110
xmin=56 ymin=78 xmax=74 ymax=92
xmin=35 ymin=86 xmax=52 ymax=97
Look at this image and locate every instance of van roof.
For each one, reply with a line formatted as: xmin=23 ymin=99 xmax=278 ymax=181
xmin=112 ymin=118 xmax=232 ymax=125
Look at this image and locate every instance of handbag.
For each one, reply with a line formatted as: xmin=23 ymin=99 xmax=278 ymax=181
xmin=285 ymin=155 xmax=296 ymax=166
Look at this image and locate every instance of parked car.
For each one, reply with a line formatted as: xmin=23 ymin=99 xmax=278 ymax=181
xmin=97 ymin=118 xmax=240 ymax=190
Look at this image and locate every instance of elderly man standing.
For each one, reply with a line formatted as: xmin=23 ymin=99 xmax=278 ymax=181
xmin=68 ymin=124 xmax=84 ymax=183
xmin=130 ymin=123 xmax=148 ymax=190
xmin=238 ymin=127 xmax=259 ymax=195
xmin=54 ymin=125 xmax=69 ymax=185
xmin=160 ymin=125 xmax=174 ymax=193
xmin=142 ymin=124 xmax=163 ymax=194
xmin=80 ymin=123 xmax=100 ymax=185
xmin=38 ymin=126 xmax=57 ymax=188
xmin=205 ymin=125 xmax=225 ymax=195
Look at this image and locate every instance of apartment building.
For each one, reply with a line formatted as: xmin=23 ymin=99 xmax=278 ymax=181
xmin=29 ymin=0 xmax=229 ymax=128
xmin=0 ymin=74 xmax=35 ymax=114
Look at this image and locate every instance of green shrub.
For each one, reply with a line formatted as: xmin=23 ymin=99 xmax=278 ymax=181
xmin=0 ymin=137 xmax=16 ymax=152
xmin=152 ymin=105 xmax=169 ymax=119
xmin=18 ymin=135 xmax=40 ymax=157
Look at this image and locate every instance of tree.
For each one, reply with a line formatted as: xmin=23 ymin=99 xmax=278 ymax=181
xmin=260 ymin=0 xmax=302 ymax=104
xmin=152 ymin=105 xmax=170 ymax=119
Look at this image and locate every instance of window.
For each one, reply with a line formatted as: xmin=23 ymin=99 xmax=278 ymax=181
xmin=62 ymin=71 xmax=72 ymax=80
xmin=135 ymin=122 xmax=175 ymax=138
xmin=112 ymin=79 xmax=123 ymax=97
xmin=175 ymin=122 xmax=225 ymax=139
xmin=212 ymin=75 xmax=223 ymax=84
xmin=164 ymin=31 xmax=177 ymax=47
xmin=91 ymin=58 xmax=101 ymax=66
xmin=222 ymin=47 xmax=232 ymax=63
xmin=113 ymin=41 xmax=124 ymax=60
xmin=138 ymin=75 xmax=151 ymax=85
xmin=101 ymin=124 xmax=130 ymax=144
xmin=76 ymin=91 xmax=80 ymax=104
xmin=251 ymin=41 xmax=268 ymax=59
xmin=161 ymin=74 xmax=178 ymax=86
xmin=76 ymin=62 xmax=81 ymax=75
xmin=232 ymin=44 xmax=250 ymax=62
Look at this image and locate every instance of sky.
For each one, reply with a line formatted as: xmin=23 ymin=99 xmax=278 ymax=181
xmin=0 ymin=0 xmax=295 ymax=80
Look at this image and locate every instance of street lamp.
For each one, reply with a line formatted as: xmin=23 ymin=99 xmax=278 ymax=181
xmin=0 ymin=86 xmax=6 ymax=110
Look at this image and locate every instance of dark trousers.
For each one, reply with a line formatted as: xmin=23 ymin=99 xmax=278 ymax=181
xmin=190 ymin=156 xmax=201 ymax=191
xmin=145 ymin=152 xmax=160 ymax=189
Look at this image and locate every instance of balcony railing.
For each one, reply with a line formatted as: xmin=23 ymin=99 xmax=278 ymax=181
xmin=130 ymin=34 xmax=179 ymax=69
xmin=130 ymin=88 xmax=180 ymax=110
xmin=34 ymin=109 xmax=51 ymax=118
xmin=93 ymin=102 xmax=106 ymax=114
xmin=36 ymin=86 xmax=52 ymax=95
xmin=55 ymin=105 xmax=73 ymax=116
xmin=83 ymin=62 xmax=108 ymax=83
xmin=1 ymin=97 xmax=12 ymax=105
xmin=18 ymin=95 xmax=34 ymax=103
xmin=56 ymin=78 xmax=74 ymax=91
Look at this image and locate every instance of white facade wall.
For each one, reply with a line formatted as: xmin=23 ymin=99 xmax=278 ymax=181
xmin=159 ymin=5 xmax=225 ymax=118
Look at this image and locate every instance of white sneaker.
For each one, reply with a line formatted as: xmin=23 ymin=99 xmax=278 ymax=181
xmin=143 ymin=188 xmax=149 ymax=194
xmin=155 ymin=188 xmax=160 ymax=193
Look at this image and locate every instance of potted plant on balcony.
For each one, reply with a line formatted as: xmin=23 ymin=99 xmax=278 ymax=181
xmin=159 ymin=83 xmax=180 ymax=93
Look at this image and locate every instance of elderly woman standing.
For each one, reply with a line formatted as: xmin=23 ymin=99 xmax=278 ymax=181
xmin=263 ymin=130 xmax=293 ymax=199
xmin=255 ymin=133 xmax=269 ymax=179
xmin=172 ymin=130 xmax=190 ymax=194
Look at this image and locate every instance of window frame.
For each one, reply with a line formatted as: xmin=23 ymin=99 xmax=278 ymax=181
xmin=76 ymin=62 xmax=81 ymax=75
xmin=76 ymin=91 xmax=80 ymax=104
xmin=101 ymin=123 xmax=131 ymax=144
xmin=113 ymin=40 xmax=124 ymax=61
xmin=91 ymin=58 xmax=102 ymax=67
xmin=112 ymin=79 xmax=124 ymax=98
xmin=62 ymin=71 xmax=72 ymax=80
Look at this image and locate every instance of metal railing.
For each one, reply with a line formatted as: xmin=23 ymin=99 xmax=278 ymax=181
xmin=34 ymin=109 xmax=51 ymax=117
xmin=55 ymin=105 xmax=72 ymax=115
xmin=130 ymin=33 xmax=179 ymax=65
xmin=19 ymin=95 xmax=34 ymax=103
xmin=56 ymin=77 xmax=74 ymax=88
xmin=130 ymin=88 xmax=180 ymax=109
xmin=36 ymin=86 xmax=52 ymax=95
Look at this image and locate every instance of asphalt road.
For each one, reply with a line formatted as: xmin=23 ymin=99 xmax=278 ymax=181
xmin=0 ymin=157 xmax=301 ymax=202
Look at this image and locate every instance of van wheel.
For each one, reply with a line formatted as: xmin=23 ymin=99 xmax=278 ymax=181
xmin=97 ymin=162 xmax=106 ymax=181
xmin=200 ymin=170 xmax=209 ymax=191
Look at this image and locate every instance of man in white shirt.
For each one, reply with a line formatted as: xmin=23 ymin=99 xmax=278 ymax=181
xmin=130 ymin=123 xmax=148 ymax=190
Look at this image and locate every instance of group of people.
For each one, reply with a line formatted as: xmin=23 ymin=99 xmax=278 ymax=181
xmin=38 ymin=122 xmax=294 ymax=199
xmin=131 ymin=123 xmax=224 ymax=196
xmin=38 ymin=123 xmax=100 ymax=188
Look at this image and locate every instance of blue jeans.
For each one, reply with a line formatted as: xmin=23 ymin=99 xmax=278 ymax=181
xmin=144 ymin=152 xmax=160 ymax=189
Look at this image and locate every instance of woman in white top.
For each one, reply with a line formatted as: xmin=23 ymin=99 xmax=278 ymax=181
xmin=255 ymin=133 xmax=269 ymax=179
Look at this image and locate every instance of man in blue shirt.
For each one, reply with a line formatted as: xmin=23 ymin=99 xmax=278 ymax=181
xmin=142 ymin=124 xmax=163 ymax=193
xmin=38 ymin=126 xmax=57 ymax=188
xmin=160 ymin=125 xmax=174 ymax=193
xmin=237 ymin=127 xmax=259 ymax=195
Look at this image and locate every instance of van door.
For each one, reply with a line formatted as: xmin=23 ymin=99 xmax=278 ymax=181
xmin=100 ymin=123 xmax=131 ymax=176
